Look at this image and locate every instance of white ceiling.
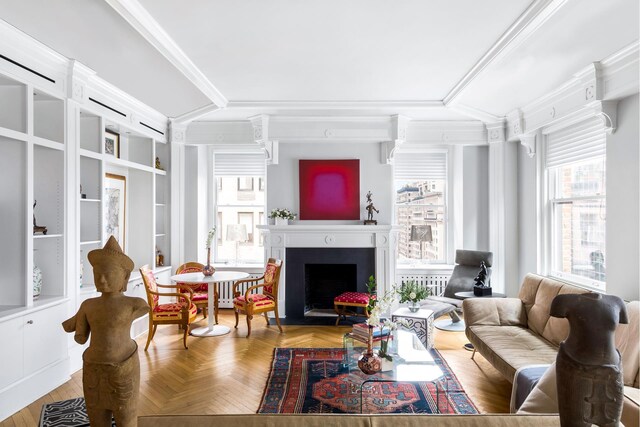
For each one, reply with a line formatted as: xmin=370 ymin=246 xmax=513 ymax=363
xmin=0 ymin=0 xmax=637 ymax=121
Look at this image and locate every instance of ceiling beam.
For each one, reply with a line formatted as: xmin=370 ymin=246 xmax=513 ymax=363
xmin=443 ymin=0 xmax=569 ymax=106
xmin=104 ymin=0 xmax=228 ymax=108
xmin=174 ymin=103 xmax=221 ymax=124
xmin=226 ymin=100 xmax=444 ymax=110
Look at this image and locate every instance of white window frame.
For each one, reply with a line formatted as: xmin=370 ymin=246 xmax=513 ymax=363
xmin=393 ymin=148 xmax=454 ymax=266
xmin=540 ymin=120 xmax=607 ymax=292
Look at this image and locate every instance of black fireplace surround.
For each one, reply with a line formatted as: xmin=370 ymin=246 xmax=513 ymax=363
xmin=285 ymin=248 xmax=375 ymax=320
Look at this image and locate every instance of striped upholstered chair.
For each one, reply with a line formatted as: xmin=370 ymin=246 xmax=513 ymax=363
xmin=140 ymin=265 xmax=197 ymax=350
xmin=232 ymin=258 xmax=283 ymax=338
xmin=175 ymin=262 xmax=214 ymax=322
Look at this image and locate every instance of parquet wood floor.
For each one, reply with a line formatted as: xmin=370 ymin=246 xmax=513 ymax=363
xmin=1 ymin=310 xmax=512 ymax=425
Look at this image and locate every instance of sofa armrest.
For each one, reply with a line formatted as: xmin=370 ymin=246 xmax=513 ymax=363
xmin=463 ymin=298 xmax=526 ymax=327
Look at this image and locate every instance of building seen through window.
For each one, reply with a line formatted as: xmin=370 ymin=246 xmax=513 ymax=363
xmin=395 ymin=179 xmax=446 ymax=264
xmin=216 ymin=176 xmax=264 ymax=264
xmin=550 ymin=158 xmax=606 ymax=287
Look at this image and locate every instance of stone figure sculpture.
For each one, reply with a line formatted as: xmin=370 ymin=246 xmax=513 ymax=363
xmin=550 ymin=293 xmax=628 ymax=427
xmin=473 ymin=261 xmax=492 ymax=296
xmin=364 ymin=191 xmax=379 ymax=225
xmin=62 ymin=236 xmax=149 ymax=427
xmin=33 ymin=200 xmax=47 ymax=235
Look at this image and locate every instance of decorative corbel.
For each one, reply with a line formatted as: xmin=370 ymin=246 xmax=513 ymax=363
xmin=67 ymin=60 xmax=95 ymax=104
xmin=486 ymin=121 xmax=506 ymax=144
xmin=381 ymin=114 xmax=410 ymax=164
xmin=579 ymin=62 xmax=604 ymax=103
xmin=169 ymin=120 xmax=187 ymax=144
xmin=249 ymin=114 xmax=278 ymax=165
xmin=519 ymin=130 xmax=539 ymax=158
xmin=592 ymin=100 xmax=618 ymax=134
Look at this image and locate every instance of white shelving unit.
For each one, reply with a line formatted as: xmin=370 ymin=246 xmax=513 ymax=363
xmin=0 ymin=22 xmax=170 ymax=421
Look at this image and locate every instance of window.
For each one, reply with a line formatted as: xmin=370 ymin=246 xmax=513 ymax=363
xmin=214 ymin=153 xmax=266 ymax=264
xmin=545 ymin=117 xmax=606 ymax=290
xmin=394 ymin=151 xmax=448 ymax=264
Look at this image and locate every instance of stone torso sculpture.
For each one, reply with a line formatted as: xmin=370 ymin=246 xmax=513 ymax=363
xmin=62 ymin=237 xmax=149 ymax=427
xmin=550 ymin=293 xmax=628 ymax=427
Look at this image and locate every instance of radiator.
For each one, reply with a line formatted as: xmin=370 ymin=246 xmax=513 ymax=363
xmin=218 ymin=274 xmax=262 ymax=308
xmin=396 ymin=272 xmax=451 ymax=297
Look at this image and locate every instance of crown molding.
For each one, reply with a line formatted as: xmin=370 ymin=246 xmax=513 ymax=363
xmin=506 ymin=41 xmax=638 ymax=140
xmin=444 ymin=0 xmax=569 ymax=105
xmin=225 ymin=100 xmax=444 ymax=110
xmin=0 ymin=19 xmax=68 ymax=96
xmin=174 ymin=103 xmax=221 ymax=124
xmin=447 ymin=104 xmax=503 ymax=123
xmin=104 ymin=0 xmax=228 ymax=107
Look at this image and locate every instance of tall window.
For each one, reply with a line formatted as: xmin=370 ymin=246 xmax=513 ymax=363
xmin=545 ymin=118 xmax=606 ymax=289
xmin=394 ymin=151 xmax=448 ymax=264
xmin=214 ymin=153 xmax=266 ymax=264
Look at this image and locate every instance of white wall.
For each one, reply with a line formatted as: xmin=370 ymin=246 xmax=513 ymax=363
xmin=517 ymin=145 xmax=538 ymax=282
xmin=267 ymin=142 xmax=393 ymax=224
xmin=606 ymin=94 xmax=639 ymax=301
xmin=462 ymin=146 xmax=490 ymax=251
xmin=183 ymin=146 xmax=199 ymax=262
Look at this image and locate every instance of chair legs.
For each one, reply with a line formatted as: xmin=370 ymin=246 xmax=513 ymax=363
xmin=273 ymin=305 xmax=283 ymax=334
xmin=246 ymin=315 xmax=253 ymax=338
xmin=144 ymin=317 xmax=156 ymax=351
xmin=263 ymin=312 xmax=270 ymax=326
xmin=182 ymin=323 xmax=190 ymax=350
xmin=471 ymin=348 xmax=476 ymax=360
xmin=234 ymin=309 xmax=239 ymax=328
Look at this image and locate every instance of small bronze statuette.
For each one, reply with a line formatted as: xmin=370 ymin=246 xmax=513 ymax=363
xmin=473 ymin=261 xmax=492 ymax=296
xmin=155 ymin=157 xmax=164 ymax=171
xmin=33 ymin=200 xmax=47 ymax=235
xmin=364 ymin=191 xmax=379 ymax=225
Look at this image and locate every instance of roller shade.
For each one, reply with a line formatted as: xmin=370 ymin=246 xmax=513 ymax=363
xmin=394 ymin=152 xmax=447 ymax=180
xmin=214 ymin=153 xmax=266 ymax=176
xmin=546 ymin=117 xmax=606 ymax=168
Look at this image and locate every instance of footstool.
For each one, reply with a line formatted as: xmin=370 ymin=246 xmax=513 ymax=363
xmin=392 ymin=307 xmax=435 ymax=350
xmin=334 ymin=292 xmax=374 ymax=326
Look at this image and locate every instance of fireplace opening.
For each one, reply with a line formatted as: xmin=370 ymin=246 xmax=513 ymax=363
xmin=304 ymin=264 xmax=357 ymax=313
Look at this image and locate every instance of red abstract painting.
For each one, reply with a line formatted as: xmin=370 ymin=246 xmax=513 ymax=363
xmin=299 ymin=159 xmax=360 ymax=220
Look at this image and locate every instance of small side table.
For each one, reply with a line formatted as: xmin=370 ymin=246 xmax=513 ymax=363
xmin=391 ymin=307 xmax=435 ymax=350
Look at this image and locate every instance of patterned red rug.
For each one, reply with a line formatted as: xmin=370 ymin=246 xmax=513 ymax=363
xmin=258 ymin=348 xmax=479 ymax=414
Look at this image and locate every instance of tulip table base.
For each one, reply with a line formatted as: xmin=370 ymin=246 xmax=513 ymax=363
xmin=190 ymin=325 xmax=231 ymax=337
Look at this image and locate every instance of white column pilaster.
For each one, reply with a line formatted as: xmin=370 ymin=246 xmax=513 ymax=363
xmin=487 ymin=122 xmax=518 ymax=295
xmin=170 ymin=120 xmax=187 ymax=271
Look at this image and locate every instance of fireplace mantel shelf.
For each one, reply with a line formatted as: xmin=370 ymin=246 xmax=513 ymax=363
xmin=258 ymin=224 xmax=396 ymax=232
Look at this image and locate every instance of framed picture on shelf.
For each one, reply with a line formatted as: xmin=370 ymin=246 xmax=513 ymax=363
xmin=104 ymin=173 xmax=126 ymax=250
xmin=104 ymin=130 xmax=120 ymax=158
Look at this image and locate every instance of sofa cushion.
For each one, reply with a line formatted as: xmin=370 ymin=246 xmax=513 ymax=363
xmin=518 ymin=274 xmax=588 ymax=346
xmin=616 ymin=301 xmax=640 ymax=387
xmin=467 ymin=325 xmax=558 ymax=381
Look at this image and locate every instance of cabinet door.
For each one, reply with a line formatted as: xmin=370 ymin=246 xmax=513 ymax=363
xmin=0 ymin=317 xmax=24 ymax=390
xmin=24 ymin=303 xmax=68 ymax=375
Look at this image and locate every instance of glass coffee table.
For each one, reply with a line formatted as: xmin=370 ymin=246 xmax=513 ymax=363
xmin=342 ymin=329 xmax=452 ymax=413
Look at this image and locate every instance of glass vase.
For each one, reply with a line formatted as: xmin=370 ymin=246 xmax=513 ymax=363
xmin=203 ymin=247 xmax=215 ymax=276
xmin=408 ymin=301 xmax=421 ymax=312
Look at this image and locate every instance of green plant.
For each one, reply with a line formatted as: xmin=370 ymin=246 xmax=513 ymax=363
xmin=365 ymin=275 xmax=377 ymax=313
xmin=269 ymin=208 xmax=296 ymax=220
xmin=397 ymin=280 xmax=430 ymax=303
xmin=205 ymin=227 xmax=216 ymax=249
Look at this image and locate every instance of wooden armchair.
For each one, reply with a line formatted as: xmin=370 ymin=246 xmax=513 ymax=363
xmin=175 ymin=262 xmax=216 ymax=323
xmin=140 ymin=265 xmax=197 ymax=350
xmin=232 ymin=258 xmax=283 ymax=338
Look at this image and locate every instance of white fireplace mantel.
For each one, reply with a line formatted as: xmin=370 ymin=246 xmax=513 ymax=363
xmin=257 ymin=224 xmax=398 ymax=318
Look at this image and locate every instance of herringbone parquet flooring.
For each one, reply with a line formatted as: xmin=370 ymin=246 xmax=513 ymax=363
xmin=1 ymin=310 xmax=512 ymax=426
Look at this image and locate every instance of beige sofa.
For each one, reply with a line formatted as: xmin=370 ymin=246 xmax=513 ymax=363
xmin=139 ymin=414 xmax=561 ymax=426
xmin=462 ymin=273 xmax=639 ymax=426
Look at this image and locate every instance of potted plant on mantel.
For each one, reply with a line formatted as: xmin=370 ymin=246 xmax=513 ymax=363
xmin=269 ymin=208 xmax=296 ymax=226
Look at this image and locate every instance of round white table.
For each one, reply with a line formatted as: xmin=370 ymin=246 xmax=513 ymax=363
xmin=170 ymin=270 xmax=249 ymax=337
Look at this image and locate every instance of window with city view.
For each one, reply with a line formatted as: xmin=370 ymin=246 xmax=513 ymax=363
xmin=215 ymin=176 xmax=265 ymax=264
xmin=395 ymin=179 xmax=447 ymax=264
xmin=548 ymin=158 xmax=606 ymax=289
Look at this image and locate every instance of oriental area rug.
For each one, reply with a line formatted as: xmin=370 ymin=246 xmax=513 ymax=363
xmin=258 ymin=348 xmax=479 ymax=414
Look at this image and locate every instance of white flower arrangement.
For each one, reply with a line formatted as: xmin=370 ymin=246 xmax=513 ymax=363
xmin=269 ymin=208 xmax=296 ymax=220
xmin=365 ymin=286 xmax=409 ymax=360
xmin=205 ymin=227 xmax=216 ymax=249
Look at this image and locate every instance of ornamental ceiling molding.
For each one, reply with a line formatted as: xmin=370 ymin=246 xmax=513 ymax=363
xmin=506 ymin=41 xmax=638 ymax=149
